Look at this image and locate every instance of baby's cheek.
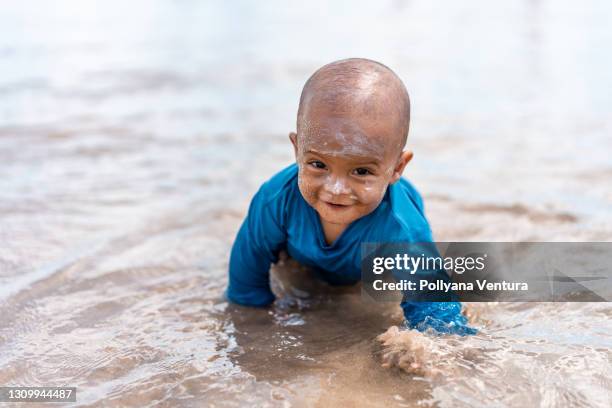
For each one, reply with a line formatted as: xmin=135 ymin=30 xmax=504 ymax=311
xmin=357 ymin=180 xmax=388 ymax=206
xmin=297 ymin=168 xmax=317 ymax=202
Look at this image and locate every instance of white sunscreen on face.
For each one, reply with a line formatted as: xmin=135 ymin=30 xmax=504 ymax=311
xmin=325 ymin=176 xmax=350 ymax=195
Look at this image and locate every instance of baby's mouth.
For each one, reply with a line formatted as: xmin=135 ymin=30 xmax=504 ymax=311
xmin=322 ymin=200 xmax=353 ymax=210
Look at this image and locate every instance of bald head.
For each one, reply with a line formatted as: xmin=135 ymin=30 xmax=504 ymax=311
xmin=297 ymin=58 xmax=411 ymax=148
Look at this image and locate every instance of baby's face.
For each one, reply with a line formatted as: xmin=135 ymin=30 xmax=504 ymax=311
xmin=292 ymin=108 xmax=409 ymax=226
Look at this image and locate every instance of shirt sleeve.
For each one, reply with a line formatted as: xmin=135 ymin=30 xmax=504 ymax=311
xmin=398 ymin=242 xmax=477 ymax=335
xmin=225 ymin=184 xmax=287 ymax=307
xmin=401 ymin=301 xmax=476 ymax=335
xmin=390 ymin=189 xmax=477 ymax=335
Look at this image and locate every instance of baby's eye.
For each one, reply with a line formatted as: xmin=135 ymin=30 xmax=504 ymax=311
xmin=309 ymin=160 xmax=326 ymax=170
xmin=353 ymin=167 xmax=373 ymax=176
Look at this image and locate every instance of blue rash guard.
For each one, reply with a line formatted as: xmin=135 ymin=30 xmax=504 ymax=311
xmin=226 ymin=163 xmax=475 ymax=335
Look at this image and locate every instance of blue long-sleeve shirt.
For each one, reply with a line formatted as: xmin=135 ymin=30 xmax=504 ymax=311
xmin=226 ymin=163 xmax=475 ymax=335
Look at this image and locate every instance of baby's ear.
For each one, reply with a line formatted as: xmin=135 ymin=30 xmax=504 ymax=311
xmin=289 ymin=132 xmax=298 ymax=159
xmin=390 ymin=150 xmax=413 ymax=184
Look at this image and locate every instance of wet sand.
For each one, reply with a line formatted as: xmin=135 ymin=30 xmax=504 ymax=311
xmin=1 ymin=1 xmax=612 ymax=407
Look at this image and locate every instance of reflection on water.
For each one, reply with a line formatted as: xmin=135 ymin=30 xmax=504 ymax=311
xmin=1 ymin=0 xmax=611 ymax=406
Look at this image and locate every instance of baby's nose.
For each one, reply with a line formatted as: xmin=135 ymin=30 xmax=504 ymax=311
xmin=324 ymin=177 xmax=351 ymax=195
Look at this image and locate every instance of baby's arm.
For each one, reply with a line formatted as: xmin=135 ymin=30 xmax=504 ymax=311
xmin=392 ymin=242 xmax=476 ymax=335
xmin=226 ymin=184 xmax=286 ymax=307
xmin=401 ymin=301 xmax=476 ymax=335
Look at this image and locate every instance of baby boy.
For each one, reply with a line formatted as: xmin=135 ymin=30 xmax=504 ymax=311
xmin=226 ymin=58 xmax=473 ymax=334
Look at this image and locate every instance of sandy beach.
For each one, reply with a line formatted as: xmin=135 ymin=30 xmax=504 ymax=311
xmin=1 ymin=1 xmax=611 ymax=406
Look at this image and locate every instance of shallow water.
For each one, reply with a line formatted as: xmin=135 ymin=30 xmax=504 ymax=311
xmin=1 ymin=1 xmax=611 ymax=406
